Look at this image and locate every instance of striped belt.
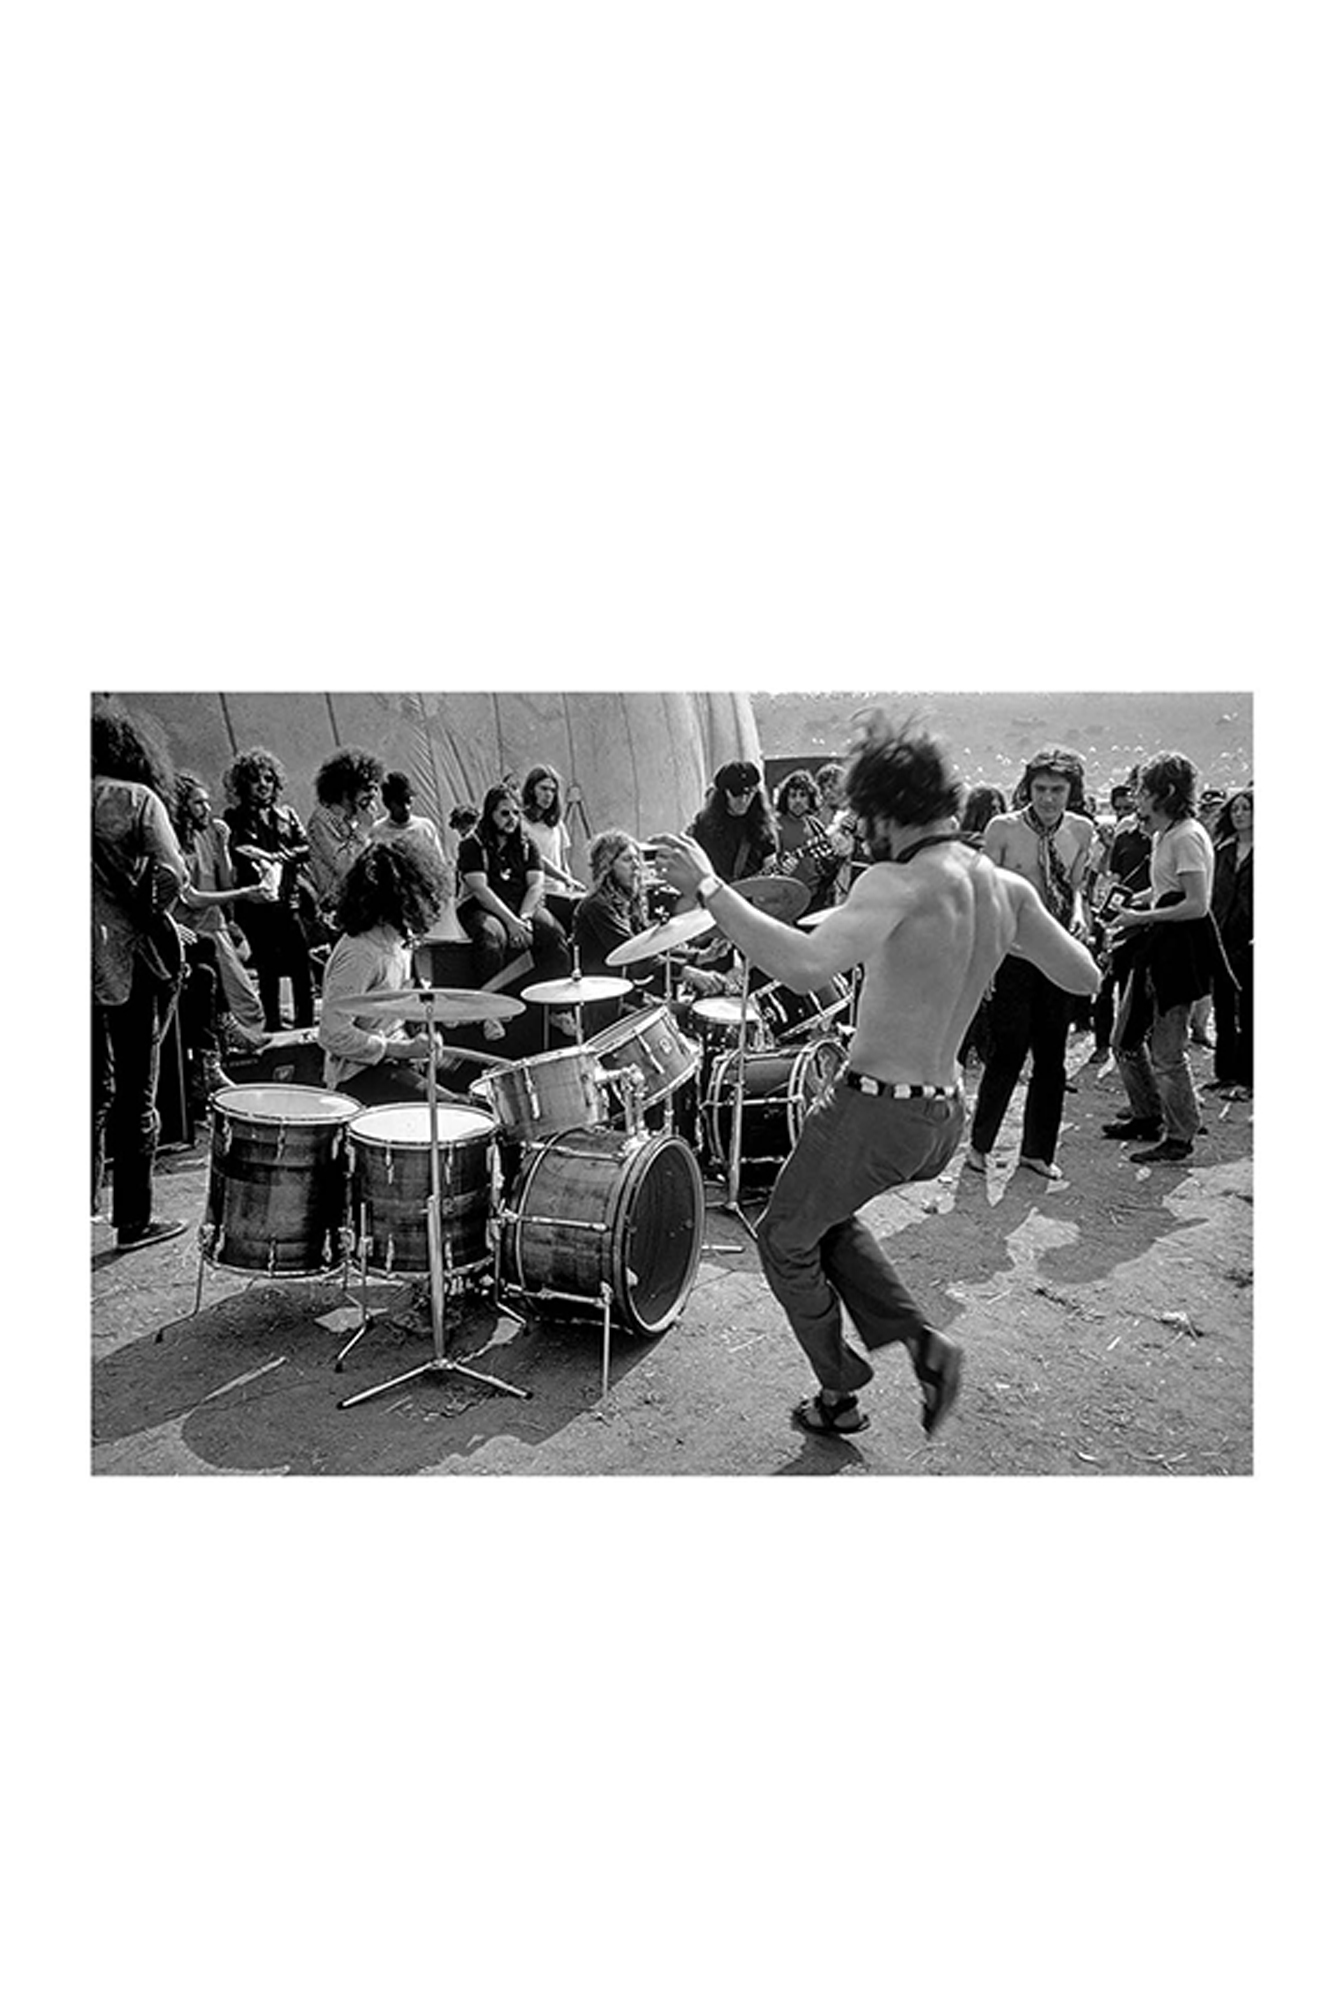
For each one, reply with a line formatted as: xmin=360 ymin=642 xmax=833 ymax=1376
xmin=844 ymin=1071 xmax=963 ymax=1100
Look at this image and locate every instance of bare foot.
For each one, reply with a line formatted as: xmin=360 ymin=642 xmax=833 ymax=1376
xmin=964 ymin=1147 xmax=988 ymax=1173
xmin=1019 ymin=1156 xmax=1062 ymax=1179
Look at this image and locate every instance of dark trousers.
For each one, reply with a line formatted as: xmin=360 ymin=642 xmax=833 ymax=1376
xmin=235 ymin=904 xmax=314 ymax=1031
xmin=1213 ymin=944 xmax=1252 ymax=1088
xmin=969 ymin=956 xmax=1073 ymax=1163
xmin=181 ymin=934 xmax=222 ymax=1062
xmin=93 ymin=961 xmax=178 ymax=1232
xmin=757 ymin=1078 xmax=965 ymax=1396
xmin=460 ymin=904 xmax=570 ymax=986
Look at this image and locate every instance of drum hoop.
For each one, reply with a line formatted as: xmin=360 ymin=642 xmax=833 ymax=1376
xmin=211 ymin=1085 xmax=360 ymax=1126
xmin=349 ymin=1105 xmax=498 ymax=1148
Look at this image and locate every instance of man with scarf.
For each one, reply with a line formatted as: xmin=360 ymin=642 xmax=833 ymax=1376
xmin=964 ymin=749 xmax=1095 ymax=1180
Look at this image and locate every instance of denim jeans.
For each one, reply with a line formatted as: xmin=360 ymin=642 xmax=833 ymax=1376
xmin=756 ymin=1077 xmax=965 ymax=1396
xmin=1116 ymin=1000 xmax=1201 ymax=1143
xmin=460 ymin=904 xmax=570 ymax=986
xmin=92 ymin=959 xmax=178 ymax=1231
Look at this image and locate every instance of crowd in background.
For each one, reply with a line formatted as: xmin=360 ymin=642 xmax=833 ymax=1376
xmin=92 ymin=697 xmax=1253 ymax=1250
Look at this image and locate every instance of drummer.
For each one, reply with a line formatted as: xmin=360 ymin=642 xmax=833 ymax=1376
xmin=318 ymin=843 xmax=470 ymax=1107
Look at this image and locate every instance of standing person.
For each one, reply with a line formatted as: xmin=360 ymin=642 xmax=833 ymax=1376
xmin=171 ymin=772 xmax=271 ymax=1054
xmin=368 ymin=770 xmax=445 ymax=869
xmin=1087 ymin=774 xmax=1153 ymax=1062
xmin=685 ymin=760 xmax=777 ymax=883
xmin=1103 ymin=752 xmax=1222 ymax=1163
xmin=318 ymin=842 xmax=465 ymax=1106
xmin=770 ymin=770 xmax=843 ymax=911
xmin=457 ymin=784 xmax=573 ymax=1036
xmin=1206 ymin=788 xmax=1253 ymax=1100
xmin=223 ymin=748 xmax=316 ymax=1032
xmin=307 ymin=747 xmax=384 ymax=916
xmin=965 ymin=749 xmax=1095 ymax=1179
xmin=956 ymin=784 xmax=1008 ymax=1067
xmin=656 ymin=714 xmax=1100 ymax=1440
xmin=92 ymin=705 xmax=189 ymax=1249
xmin=520 ymin=766 xmax=584 ymax=927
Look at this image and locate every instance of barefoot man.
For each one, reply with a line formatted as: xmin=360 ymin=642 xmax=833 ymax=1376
xmin=657 ymin=715 xmax=1100 ymax=1441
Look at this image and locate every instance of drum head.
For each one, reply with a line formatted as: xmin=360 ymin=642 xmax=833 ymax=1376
xmin=619 ymin=1136 xmax=704 ymax=1335
xmin=692 ymin=997 xmax=760 ymax=1025
xmin=350 ymin=1103 xmax=497 ymax=1147
xmin=213 ymin=1084 xmax=360 ymax=1123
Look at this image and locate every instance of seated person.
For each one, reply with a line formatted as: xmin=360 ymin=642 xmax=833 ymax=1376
xmin=521 ymin=765 xmax=585 ymax=927
xmin=457 ymin=783 xmax=573 ymax=1037
xmin=318 ymin=842 xmax=467 ymax=1106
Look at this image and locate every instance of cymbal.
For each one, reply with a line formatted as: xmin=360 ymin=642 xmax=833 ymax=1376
xmin=522 ymin=976 xmax=633 ymax=1006
xmin=324 ymin=986 xmax=525 ymax=1024
xmin=797 ymin=905 xmax=838 ymax=929
xmin=733 ymin=875 xmax=811 ymax=922
xmin=606 ymin=906 xmax=717 ymax=966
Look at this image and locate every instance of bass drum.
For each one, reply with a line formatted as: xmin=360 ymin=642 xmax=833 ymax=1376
xmin=703 ymin=1037 xmax=845 ymax=1177
xmin=201 ymin=1085 xmax=361 ymax=1275
xmin=501 ymin=1128 xmax=704 ymax=1336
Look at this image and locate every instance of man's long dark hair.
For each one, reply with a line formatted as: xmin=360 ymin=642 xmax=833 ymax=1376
xmin=1137 ymin=751 xmax=1199 ymax=825
xmin=1013 ymin=747 xmax=1088 ymax=817
xmin=334 ymin=840 xmax=447 ymax=940
xmin=225 ymin=747 xmax=287 ymax=807
xmin=521 ymin=764 xmax=564 ymax=826
xmin=92 ymin=702 xmax=174 ymax=805
xmin=475 ymin=783 xmax=524 ymax=857
xmin=843 ymin=713 xmax=963 ymax=830
xmin=693 ymin=762 xmax=776 ymax=850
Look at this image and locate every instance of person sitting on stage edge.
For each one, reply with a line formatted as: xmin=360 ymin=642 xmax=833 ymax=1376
xmin=223 ymin=747 xmax=317 ymax=1033
xmin=656 ymin=711 xmax=1100 ymax=1441
xmin=93 ymin=703 xmax=190 ymax=1250
xmin=307 ymin=746 xmax=384 ymax=920
xmin=685 ymin=760 xmax=777 ymax=884
xmin=457 ymin=783 xmax=574 ymax=1038
xmin=521 ymin=765 xmax=585 ymax=928
xmin=318 ymin=841 xmax=469 ymax=1106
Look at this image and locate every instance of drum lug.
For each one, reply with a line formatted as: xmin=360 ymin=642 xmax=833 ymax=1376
xmin=219 ymin=1115 xmax=232 ymax=1155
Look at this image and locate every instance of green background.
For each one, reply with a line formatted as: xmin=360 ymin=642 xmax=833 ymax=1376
xmin=41 ymin=0 xmax=1296 ymax=1992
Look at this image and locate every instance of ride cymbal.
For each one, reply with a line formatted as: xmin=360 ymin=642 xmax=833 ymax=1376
xmin=606 ymin=906 xmax=717 ymax=966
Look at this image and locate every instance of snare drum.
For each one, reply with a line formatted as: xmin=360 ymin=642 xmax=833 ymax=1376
xmin=201 ymin=1085 xmax=360 ymax=1275
xmin=500 ymin=1128 xmax=704 ymax=1335
xmin=470 ymin=1045 xmax=607 ymax=1144
xmin=703 ymin=1037 xmax=845 ymax=1177
xmin=755 ymin=974 xmax=853 ymax=1042
xmin=587 ymin=1005 xmax=700 ymax=1107
xmin=348 ymin=1102 xmax=497 ymax=1278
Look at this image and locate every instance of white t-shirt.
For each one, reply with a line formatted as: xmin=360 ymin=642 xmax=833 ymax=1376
xmin=525 ymin=817 xmax=573 ymax=879
xmin=1151 ymin=817 xmax=1214 ymax=905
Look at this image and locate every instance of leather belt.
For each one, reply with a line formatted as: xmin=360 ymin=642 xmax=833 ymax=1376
xmin=844 ymin=1071 xmax=963 ymax=1100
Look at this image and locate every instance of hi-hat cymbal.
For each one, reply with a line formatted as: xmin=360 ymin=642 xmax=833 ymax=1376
xmin=522 ymin=975 xmax=633 ymax=1006
xmin=733 ymin=874 xmax=811 ymax=922
xmin=324 ymin=986 xmax=525 ymax=1024
xmin=797 ymin=905 xmax=838 ymax=929
xmin=606 ymin=906 xmax=717 ymax=966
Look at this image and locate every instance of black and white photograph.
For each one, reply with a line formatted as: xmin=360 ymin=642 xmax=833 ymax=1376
xmin=90 ymin=687 xmax=1255 ymax=1479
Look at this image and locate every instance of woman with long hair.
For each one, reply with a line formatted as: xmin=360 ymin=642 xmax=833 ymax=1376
xmin=1206 ymin=786 xmax=1253 ymax=1099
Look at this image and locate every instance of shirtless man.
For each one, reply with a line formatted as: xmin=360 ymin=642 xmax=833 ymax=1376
xmin=657 ymin=716 xmax=1099 ymax=1441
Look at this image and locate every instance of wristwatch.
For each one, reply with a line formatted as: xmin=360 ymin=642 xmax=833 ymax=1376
xmin=695 ymin=872 xmax=723 ymax=906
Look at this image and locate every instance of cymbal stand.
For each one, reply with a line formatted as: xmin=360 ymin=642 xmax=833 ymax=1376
xmin=338 ymin=988 xmax=531 ymax=1410
xmin=712 ymin=952 xmax=760 ymax=1240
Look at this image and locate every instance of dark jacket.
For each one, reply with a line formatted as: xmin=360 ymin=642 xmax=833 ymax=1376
xmin=1211 ymin=839 xmax=1253 ymax=950
xmin=1116 ymin=890 xmax=1236 ymax=1044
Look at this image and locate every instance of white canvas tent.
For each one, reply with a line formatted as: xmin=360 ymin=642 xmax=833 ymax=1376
xmin=116 ymin=689 xmax=761 ymax=876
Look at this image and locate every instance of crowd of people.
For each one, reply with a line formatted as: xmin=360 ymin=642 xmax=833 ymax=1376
xmin=92 ymin=698 xmax=1252 ymax=1445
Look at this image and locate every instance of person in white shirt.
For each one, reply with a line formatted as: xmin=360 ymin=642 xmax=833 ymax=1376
xmin=318 ymin=841 xmax=466 ymax=1106
xmin=369 ymin=770 xmax=446 ymax=868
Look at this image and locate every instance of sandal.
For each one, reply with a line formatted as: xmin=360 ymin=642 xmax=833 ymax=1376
xmin=917 ymin=1333 xmax=963 ymax=1437
xmin=792 ymin=1393 xmax=869 ymax=1438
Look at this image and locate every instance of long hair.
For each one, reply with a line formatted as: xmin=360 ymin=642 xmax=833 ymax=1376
xmin=521 ymin=764 xmax=564 ymax=826
xmin=314 ymin=747 xmax=384 ymax=807
xmin=1214 ymin=785 xmax=1253 ymax=844
xmin=587 ymin=827 xmax=639 ymax=887
xmin=1137 ymin=751 xmax=1198 ymax=825
xmin=92 ymin=702 xmax=174 ymax=804
xmin=960 ymin=784 xmax=1008 ymax=836
xmin=172 ymin=770 xmax=210 ymax=843
xmin=477 ymin=783 xmax=523 ymax=857
xmin=1013 ymin=747 xmax=1088 ymax=817
xmin=333 ymin=840 xmax=447 ymax=940
xmin=694 ymin=761 xmax=776 ymax=850
xmin=775 ymin=769 xmax=818 ymax=817
xmin=842 ymin=712 xmax=963 ymax=829
xmin=225 ymin=746 xmax=287 ymax=807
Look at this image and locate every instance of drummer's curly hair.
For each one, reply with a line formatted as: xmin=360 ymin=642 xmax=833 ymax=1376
xmin=225 ymin=747 xmax=286 ymax=803
xmin=843 ymin=712 xmax=963 ymax=830
xmin=334 ymin=839 xmax=448 ymax=940
xmin=314 ymin=747 xmax=384 ymax=807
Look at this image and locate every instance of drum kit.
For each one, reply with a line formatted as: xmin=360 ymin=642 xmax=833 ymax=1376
xmin=185 ymin=868 xmax=856 ymax=1409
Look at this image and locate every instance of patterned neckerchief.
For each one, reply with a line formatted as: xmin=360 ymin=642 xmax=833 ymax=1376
xmin=1022 ymin=806 xmax=1075 ymax=928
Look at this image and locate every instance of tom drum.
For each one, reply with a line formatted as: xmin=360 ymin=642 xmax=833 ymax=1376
xmin=201 ymin=1085 xmax=361 ymax=1275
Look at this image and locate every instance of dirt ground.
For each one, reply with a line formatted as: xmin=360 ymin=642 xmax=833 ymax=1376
xmin=90 ymin=1029 xmax=1252 ymax=1477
